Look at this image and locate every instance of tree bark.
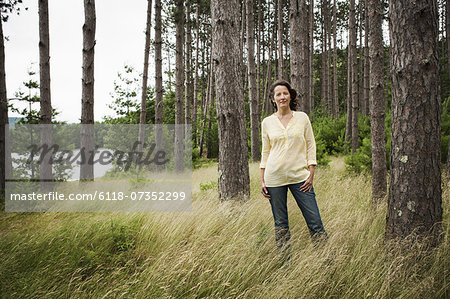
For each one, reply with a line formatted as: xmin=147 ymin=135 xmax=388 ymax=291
xmin=154 ymin=0 xmax=163 ymax=170
xmin=358 ymin=2 xmax=364 ymax=115
xmin=174 ymin=0 xmax=185 ymax=172
xmin=263 ymin=27 xmax=273 ymax=115
xmin=39 ymin=0 xmax=53 ymax=188
xmin=333 ymin=0 xmax=338 ymax=118
xmin=0 ymin=10 xmax=8 ymax=195
xmin=39 ymin=0 xmax=52 ymax=126
xmin=386 ymin=0 xmax=442 ymax=246
xmin=364 ymin=0 xmax=370 ymax=116
xmin=326 ymin=0 xmax=332 ymax=114
xmin=290 ymin=0 xmax=308 ymax=114
xmin=246 ymin=0 xmax=260 ymax=162
xmin=80 ymin=0 xmax=96 ymax=181
xmin=447 ymin=0 xmax=450 ymax=178
xmin=139 ymin=0 xmax=152 ymax=151
xmin=368 ymin=0 xmax=386 ymax=205
xmin=321 ymin=1 xmax=327 ymax=112
xmin=185 ymin=0 xmax=192 ymax=140
xmin=350 ymin=0 xmax=358 ymax=152
xmin=240 ymin=1 xmax=245 ymax=72
xmin=199 ymin=43 xmax=213 ymax=157
xmin=309 ymin=0 xmax=314 ymax=116
xmin=345 ymin=23 xmax=352 ymax=142
xmin=193 ymin=4 xmax=200 ymax=147
xmin=277 ymin=0 xmax=283 ymax=79
xmin=257 ymin=0 xmax=261 ymax=118
xmin=302 ymin=0 xmax=310 ymax=115
xmin=211 ymin=0 xmax=250 ymax=201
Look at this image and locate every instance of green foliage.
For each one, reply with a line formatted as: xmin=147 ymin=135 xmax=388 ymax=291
xmin=342 ymin=113 xmax=392 ymax=175
xmin=344 ymin=137 xmax=372 ymax=174
xmin=199 ymin=180 xmax=218 ymax=191
xmin=109 ymin=220 xmax=138 ymax=253
xmin=315 ymin=138 xmax=331 ymax=167
xmin=206 ymin=121 xmax=219 ymax=159
xmin=311 ymin=112 xmax=349 ymax=157
xmin=10 ymin=66 xmax=61 ymax=125
xmin=192 ymin=145 xmax=217 ymax=169
xmin=105 ymin=65 xmax=157 ymax=125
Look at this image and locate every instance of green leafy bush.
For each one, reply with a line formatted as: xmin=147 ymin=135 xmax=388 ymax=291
xmin=345 ymin=137 xmax=372 ymax=174
xmin=200 ymin=180 xmax=218 ymax=191
xmin=312 ymin=113 xmax=349 ymax=156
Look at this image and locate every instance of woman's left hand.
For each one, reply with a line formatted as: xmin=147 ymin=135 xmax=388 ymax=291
xmin=300 ymin=165 xmax=315 ymax=192
xmin=299 ymin=176 xmax=313 ymax=192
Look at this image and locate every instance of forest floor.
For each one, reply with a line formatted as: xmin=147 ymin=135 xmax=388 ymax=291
xmin=0 ymin=156 xmax=449 ymax=298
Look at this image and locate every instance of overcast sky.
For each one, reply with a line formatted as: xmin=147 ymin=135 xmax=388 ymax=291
xmin=4 ymin=0 xmax=153 ymax=123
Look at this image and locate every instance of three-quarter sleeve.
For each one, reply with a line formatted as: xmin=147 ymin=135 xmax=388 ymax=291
xmin=304 ymin=114 xmax=317 ymax=167
xmin=259 ymin=119 xmax=271 ymax=168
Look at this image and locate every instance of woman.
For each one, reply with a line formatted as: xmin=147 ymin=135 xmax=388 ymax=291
xmin=260 ymin=80 xmax=327 ymax=256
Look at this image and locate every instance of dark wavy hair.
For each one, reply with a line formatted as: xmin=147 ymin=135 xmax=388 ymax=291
xmin=269 ymin=80 xmax=298 ymax=111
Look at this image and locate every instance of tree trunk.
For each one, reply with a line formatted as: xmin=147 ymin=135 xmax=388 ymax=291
xmin=447 ymin=0 xmax=450 ymax=178
xmin=321 ymin=1 xmax=327 ymax=112
xmin=257 ymin=0 xmax=261 ymax=117
xmin=364 ymin=0 xmax=370 ymax=116
xmin=386 ymin=0 xmax=442 ymax=247
xmin=39 ymin=0 xmax=52 ymax=126
xmin=333 ymin=0 xmax=338 ymax=118
xmin=240 ymin=1 xmax=245 ymax=72
xmin=185 ymin=0 xmax=192 ymax=140
xmin=358 ymin=3 xmax=364 ymax=116
xmin=302 ymin=0 xmax=310 ymax=115
xmin=154 ymin=0 xmax=163 ymax=170
xmin=174 ymin=0 xmax=185 ymax=172
xmin=350 ymin=0 xmax=358 ymax=153
xmin=326 ymin=0 xmax=332 ymax=114
xmin=277 ymin=0 xmax=283 ymax=79
xmin=193 ymin=4 xmax=200 ymax=147
xmin=206 ymin=87 xmax=215 ymax=158
xmin=39 ymin=0 xmax=53 ymax=189
xmin=246 ymin=0 xmax=261 ymax=162
xmin=309 ymin=0 xmax=314 ymax=116
xmin=211 ymin=0 xmax=250 ymax=201
xmin=290 ymin=0 xmax=308 ymax=114
xmin=345 ymin=32 xmax=352 ymax=142
xmin=80 ymin=0 xmax=96 ymax=181
xmin=0 ymin=10 xmax=8 ymax=195
xmin=201 ymin=38 xmax=206 ymax=115
xmin=139 ymin=0 xmax=152 ymax=151
xmin=263 ymin=27 xmax=273 ymax=115
xmin=199 ymin=44 xmax=213 ymax=157
xmin=368 ymin=0 xmax=386 ymax=205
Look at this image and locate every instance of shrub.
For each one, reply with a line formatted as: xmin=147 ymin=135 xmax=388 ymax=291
xmin=312 ymin=113 xmax=349 ymax=156
xmin=200 ymin=180 xmax=218 ymax=191
xmin=345 ymin=137 xmax=372 ymax=174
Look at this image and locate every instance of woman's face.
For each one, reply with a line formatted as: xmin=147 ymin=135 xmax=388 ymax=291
xmin=273 ymin=85 xmax=291 ymax=110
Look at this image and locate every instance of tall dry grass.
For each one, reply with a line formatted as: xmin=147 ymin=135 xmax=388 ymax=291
xmin=0 ymin=157 xmax=448 ymax=298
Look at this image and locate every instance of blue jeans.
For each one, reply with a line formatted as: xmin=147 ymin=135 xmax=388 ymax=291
xmin=267 ymin=181 xmax=327 ymax=251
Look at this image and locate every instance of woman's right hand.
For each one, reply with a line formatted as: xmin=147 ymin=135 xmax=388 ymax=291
xmin=261 ymin=182 xmax=271 ymax=199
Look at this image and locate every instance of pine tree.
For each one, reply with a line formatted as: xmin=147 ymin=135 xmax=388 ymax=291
xmin=211 ymin=0 xmax=250 ymax=200
xmin=80 ymin=0 xmax=96 ymax=181
xmin=368 ymin=0 xmax=386 ymax=204
xmin=386 ymin=0 xmax=442 ymax=246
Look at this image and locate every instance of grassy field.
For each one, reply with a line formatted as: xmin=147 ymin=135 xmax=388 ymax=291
xmin=0 ymin=157 xmax=448 ymax=298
